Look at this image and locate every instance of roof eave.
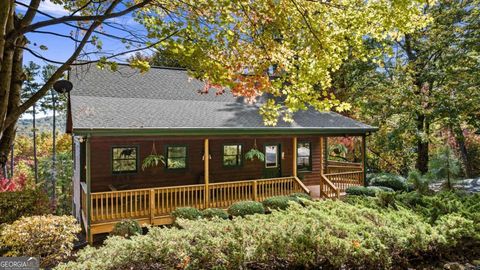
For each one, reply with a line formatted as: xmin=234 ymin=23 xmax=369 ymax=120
xmin=71 ymin=127 xmax=379 ymax=137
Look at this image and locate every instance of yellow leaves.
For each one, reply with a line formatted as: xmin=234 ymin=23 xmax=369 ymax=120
xmin=129 ymin=59 xmax=150 ymax=73
xmin=0 ymin=215 xmax=81 ymax=268
xmin=137 ymin=0 xmax=429 ymax=125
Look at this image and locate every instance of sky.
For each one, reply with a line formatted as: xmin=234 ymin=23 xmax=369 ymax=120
xmin=16 ymin=0 xmax=150 ymax=67
xmin=16 ymin=0 xmax=152 ymax=119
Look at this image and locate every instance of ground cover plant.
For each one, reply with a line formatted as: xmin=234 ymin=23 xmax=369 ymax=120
xmin=56 ymin=195 xmax=479 ymax=270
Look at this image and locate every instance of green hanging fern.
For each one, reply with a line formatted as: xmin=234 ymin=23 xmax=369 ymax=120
xmin=142 ymin=154 xmax=165 ymax=171
xmin=245 ymin=148 xmax=265 ymax=162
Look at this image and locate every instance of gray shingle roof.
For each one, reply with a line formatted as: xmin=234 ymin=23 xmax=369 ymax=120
xmin=69 ymin=64 xmax=377 ymax=134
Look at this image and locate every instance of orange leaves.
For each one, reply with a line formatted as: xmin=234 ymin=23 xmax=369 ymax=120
xmin=231 ymin=73 xmax=271 ymax=103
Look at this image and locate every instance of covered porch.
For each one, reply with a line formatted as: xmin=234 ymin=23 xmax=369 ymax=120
xmin=76 ymin=135 xmax=367 ymax=243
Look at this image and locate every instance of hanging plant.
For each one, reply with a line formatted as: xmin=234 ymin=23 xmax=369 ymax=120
xmin=142 ymin=142 xmax=165 ymax=171
xmin=245 ymin=139 xmax=265 ymax=162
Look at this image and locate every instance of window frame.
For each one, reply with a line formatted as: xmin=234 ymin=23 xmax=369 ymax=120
xmin=165 ymin=144 xmax=189 ymax=170
xmin=264 ymin=144 xmax=279 ymax=168
xmin=297 ymin=141 xmax=312 ymax=172
xmin=222 ymin=143 xmax=243 ymax=168
xmin=111 ymin=145 xmax=139 ymax=174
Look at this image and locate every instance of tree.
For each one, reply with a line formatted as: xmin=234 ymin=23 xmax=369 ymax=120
xmin=1 ymin=0 xmax=428 ymax=172
xmin=0 ymin=0 xmax=166 ymax=173
xmin=330 ymin=0 xmax=480 ymax=175
xmin=21 ymin=61 xmax=41 ymax=183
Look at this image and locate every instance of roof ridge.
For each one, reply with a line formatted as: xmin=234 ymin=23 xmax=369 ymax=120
xmin=72 ymin=61 xmax=188 ymax=71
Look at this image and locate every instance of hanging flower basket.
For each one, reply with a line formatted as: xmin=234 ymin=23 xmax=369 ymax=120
xmin=142 ymin=142 xmax=165 ymax=171
xmin=245 ymin=139 xmax=265 ymax=162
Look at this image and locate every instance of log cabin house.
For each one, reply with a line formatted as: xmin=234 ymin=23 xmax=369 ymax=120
xmin=67 ymin=64 xmax=378 ymax=243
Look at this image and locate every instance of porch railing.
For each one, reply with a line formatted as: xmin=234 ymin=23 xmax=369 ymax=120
xmin=320 ymin=175 xmax=340 ymax=199
xmin=88 ymin=176 xmax=309 ymax=224
xmin=323 ymin=171 xmax=364 ymax=194
xmin=326 ymin=160 xmax=363 ymax=174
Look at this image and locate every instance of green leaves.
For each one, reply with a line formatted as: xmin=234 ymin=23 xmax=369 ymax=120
xmin=141 ymin=154 xmax=165 ymax=171
xmin=245 ymin=148 xmax=265 ymax=162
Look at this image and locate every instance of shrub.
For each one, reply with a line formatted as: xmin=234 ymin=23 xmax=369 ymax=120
xmin=290 ymin=192 xmax=312 ymax=201
xmin=171 ymin=207 xmax=202 ymax=220
xmin=110 ymin=219 xmax=142 ymax=238
xmin=407 ymin=170 xmax=430 ymax=194
xmin=0 ymin=189 xmax=50 ymax=224
xmin=262 ymin=196 xmax=299 ymax=210
xmin=56 ymin=200 xmax=478 ymax=270
xmin=373 ymin=186 xmax=395 ymax=192
xmin=369 ymin=173 xmax=408 ymax=191
xmin=228 ymin=201 xmax=265 ymax=217
xmin=201 ymin=208 xmax=229 ymax=220
xmin=0 ymin=215 xmax=80 ymax=268
xmin=345 ymin=186 xmax=381 ymax=197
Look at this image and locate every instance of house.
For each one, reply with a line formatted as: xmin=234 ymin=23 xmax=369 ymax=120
xmin=67 ymin=64 xmax=378 ymax=243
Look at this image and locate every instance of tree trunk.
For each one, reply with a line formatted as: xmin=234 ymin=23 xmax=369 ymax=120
xmin=451 ymin=123 xmax=472 ymax=178
xmin=0 ymin=35 xmax=25 ymax=178
xmin=33 ymin=102 xmax=38 ymax=183
xmin=416 ymin=113 xmax=429 ymax=174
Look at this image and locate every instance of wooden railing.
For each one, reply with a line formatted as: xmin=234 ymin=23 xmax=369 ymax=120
xmin=209 ymin=180 xmax=254 ymax=208
xmin=326 ymin=161 xmax=363 ymax=174
xmin=88 ymin=176 xmax=309 ymax=224
xmin=327 ymin=160 xmax=362 ymax=167
xmin=323 ymin=171 xmax=364 ymax=194
xmin=320 ymin=174 xmax=339 ymax=199
xmin=154 ymin=184 xmax=205 ymax=216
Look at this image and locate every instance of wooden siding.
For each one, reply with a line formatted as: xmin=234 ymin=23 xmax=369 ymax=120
xmin=86 ymin=136 xmax=322 ymax=192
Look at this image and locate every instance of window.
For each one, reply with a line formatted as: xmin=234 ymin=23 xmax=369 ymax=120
xmin=265 ymin=145 xmax=278 ymax=168
xmin=112 ymin=146 xmax=138 ymax=173
xmin=166 ymin=146 xmax=187 ymax=169
xmin=297 ymin=142 xmax=311 ymax=171
xmin=223 ymin=144 xmax=242 ymax=167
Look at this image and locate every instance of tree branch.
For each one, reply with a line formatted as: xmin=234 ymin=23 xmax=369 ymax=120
xmin=14 ymin=1 xmax=146 ymax=46
xmin=18 ymin=0 xmax=41 ymax=28
xmin=3 ymin=0 xmax=123 ymax=132
xmin=14 ymin=0 xmax=153 ymax=34
xmin=290 ymin=0 xmax=324 ymax=50
xmin=18 ymin=29 xmax=178 ymax=65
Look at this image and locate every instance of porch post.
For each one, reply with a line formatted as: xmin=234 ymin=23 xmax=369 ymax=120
xmin=362 ymin=135 xmax=367 ymax=187
xmin=85 ymin=135 xmax=92 ymax=244
xmin=204 ymin=138 xmax=209 ymax=208
xmin=323 ymin=137 xmax=328 ymax=173
xmin=292 ymin=137 xmax=297 ymax=178
xmin=319 ymin=136 xmax=323 ymax=196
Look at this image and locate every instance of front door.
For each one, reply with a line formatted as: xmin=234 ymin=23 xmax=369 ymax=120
xmin=263 ymin=144 xmax=281 ymax=178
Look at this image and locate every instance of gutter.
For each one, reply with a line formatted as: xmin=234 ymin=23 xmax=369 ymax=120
xmin=71 ymin=126 xmax=380 ymax=137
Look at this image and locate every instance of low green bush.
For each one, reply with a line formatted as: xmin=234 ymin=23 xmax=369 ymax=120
xmin=171 ymin=207 xmax=202 ymax=220
xmin=110 ymin=219 xmax=142 ymax=238
xmin=369 ymin=173 xmax=408 ymax=191
xmin=373 ymin=186 xmax=395 ymax=192
xmin=0 ymin=189 xmax=50 ymax=224
xmin=1 ymin=215 xmax=80 ymax=268
xmin=345 ymin=186 xmax=380 ymax=197
xmin=290 ymin=192 xmax=312 ymax=201
xmin=201 ymin=208 xmax=229 ymax=220
xmin=56 ymin=200 xmax=478 ymax=270
xmin=395 ymin=191 xmax=480 ymax=227
xmin=262 ymin=196 xmax=299 ymax=210
xmin=228 ymin=201 xmax=265 ymax=217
